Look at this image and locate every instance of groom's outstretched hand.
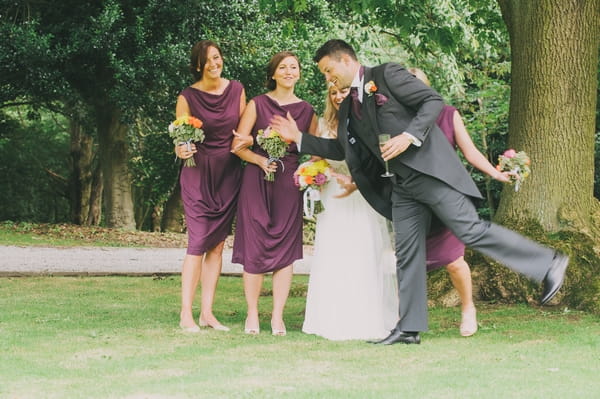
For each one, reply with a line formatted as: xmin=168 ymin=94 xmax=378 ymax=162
xmin=270 ymin=113 xmax=301 ymax=144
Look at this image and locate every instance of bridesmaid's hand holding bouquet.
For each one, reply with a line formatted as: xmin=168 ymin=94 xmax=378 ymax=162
xmin=256 ymin=126 xmax=289 ymax=181
xmin=496 ymin=149 xmax=531 ymax=191
xmin=169 ymin=115 xmax=204 ymax=167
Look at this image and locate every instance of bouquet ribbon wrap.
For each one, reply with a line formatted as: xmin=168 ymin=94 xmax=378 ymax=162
xmin=303 ymin=187 xmax=321 ymax=218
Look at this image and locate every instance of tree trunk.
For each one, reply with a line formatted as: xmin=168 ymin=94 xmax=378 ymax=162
xmin=476 ymin=0 xmax=600 ymax=313
xmin=69 ymin=119 xmax=95 ymax=225
xmin=86 ymin=162 xmax=103 ymax=226
xmin=161 ymin=181 xmax=185 ymax=233
xmin=96 ymin=106 xmax=136 ymax=230
xmin=495 ymin=0 xmax=600 ymax=231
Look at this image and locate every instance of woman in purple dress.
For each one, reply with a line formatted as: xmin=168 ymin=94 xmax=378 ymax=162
xmin=410 ymin=67 xmax=513 ymax=337
xmin=231 ymin=51 xmax=317 ymax=336
xmin=175 ymin=40 xmax=246 ymax=333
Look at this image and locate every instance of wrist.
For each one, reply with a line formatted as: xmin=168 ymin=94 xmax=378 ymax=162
xmin=402 ymin=132 xmax=421 ymax=146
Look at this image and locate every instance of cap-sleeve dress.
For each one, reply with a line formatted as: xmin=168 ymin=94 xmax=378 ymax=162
xmin=179 ymin=80 xmax=244 ymax=255
xmin=232 ymin=94 xmax=315 ymax=274
xmin=426 ymin=104 xmax=466 ymax=270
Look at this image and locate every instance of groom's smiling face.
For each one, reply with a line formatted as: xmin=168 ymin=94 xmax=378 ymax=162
xmin=317 ymin=54 xmax=355 ymax=90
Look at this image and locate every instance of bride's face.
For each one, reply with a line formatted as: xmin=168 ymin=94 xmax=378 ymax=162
xmin=329 ymin=86 xmax=350 ymax=111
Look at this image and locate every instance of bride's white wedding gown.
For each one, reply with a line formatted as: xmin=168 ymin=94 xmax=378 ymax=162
xmin=302 ymin=123 xmax=399 ymax=341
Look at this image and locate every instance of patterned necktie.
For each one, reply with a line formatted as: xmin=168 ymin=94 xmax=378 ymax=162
xmin=350 ymin=86 xmax=362 ymax=119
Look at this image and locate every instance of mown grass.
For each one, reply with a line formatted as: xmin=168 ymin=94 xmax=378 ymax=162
xmin=1 ymin=275 xmax=599 ymax=399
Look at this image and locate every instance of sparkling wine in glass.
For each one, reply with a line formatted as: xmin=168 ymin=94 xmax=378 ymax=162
xmin=379 ymin=134 xmax=394 ymax=177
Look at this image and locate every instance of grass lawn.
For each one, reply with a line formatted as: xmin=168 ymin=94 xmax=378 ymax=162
xmin=1 ymin=274 xmax=599 ymax=399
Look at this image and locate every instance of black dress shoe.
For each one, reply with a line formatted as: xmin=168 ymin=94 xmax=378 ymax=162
xmin=372 ymin=329 xmax=421 ymax=345
xmin=540 ymin=252 xmax=569 ymax=305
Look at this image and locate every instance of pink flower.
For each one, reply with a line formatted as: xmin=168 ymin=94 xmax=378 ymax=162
xmin=293 ymin=174 xmax=300 ymax=186
xmin=503 ymin=149 xmax=517 ymax=158
xmin=314 ymin=173 xmax=327 ymax=185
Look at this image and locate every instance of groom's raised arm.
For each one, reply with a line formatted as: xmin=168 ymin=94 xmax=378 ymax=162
xmin=270 ymin=113 xmax=345 ymax=160
xmin=382 ymin=63 xmax=443 ymax=144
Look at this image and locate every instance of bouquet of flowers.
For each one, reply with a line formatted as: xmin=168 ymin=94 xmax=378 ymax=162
xmin=256 ymin=126 xmax=289 ymax=181
xmin=168 ymin=115 xmax=204 ymax=167
xmin=496 ymin=149 xmax=531 ymax=192
xmin=293 ymin=159 xmax=332 ymax=218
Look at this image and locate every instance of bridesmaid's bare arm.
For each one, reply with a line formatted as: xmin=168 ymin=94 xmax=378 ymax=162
xmin=239 ymin=88 xmax=247 ymax=116
xmin=231 ymin=100 xmax=275 ymax=176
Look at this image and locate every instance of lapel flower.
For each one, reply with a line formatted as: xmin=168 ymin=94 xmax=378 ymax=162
xmin=364 ymin=80 xmax=377 ymax=96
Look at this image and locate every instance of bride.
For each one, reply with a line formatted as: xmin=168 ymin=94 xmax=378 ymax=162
xmin=302 ymin=84 xmax=398 ymax=340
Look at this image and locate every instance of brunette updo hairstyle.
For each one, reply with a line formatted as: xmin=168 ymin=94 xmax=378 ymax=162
xmin=265 ymin=51 xmax=300 ymax=91
xmin=190 ymin=40 xmax=223 ymax=81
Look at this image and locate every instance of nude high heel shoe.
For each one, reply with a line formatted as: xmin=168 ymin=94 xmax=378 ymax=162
xmin=271 ymin=320 xmax=286 ymax=336
xmin=460 ymin=307 xmax=478 ymax=337
xmin=199 ymin=315 xmax=230 ymax=332
xmin=244 ymin=318 xmax=260 ymax=335
xmin=179 ymin=322 xmax=201 ymax=333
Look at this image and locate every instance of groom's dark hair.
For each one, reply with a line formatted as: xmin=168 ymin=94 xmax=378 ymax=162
xmin=313 ymin=39 xmax=357 ymax=63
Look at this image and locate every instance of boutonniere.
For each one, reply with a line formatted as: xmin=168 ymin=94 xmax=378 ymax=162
xmin=364 ymin=80 xmax=377 ymax=96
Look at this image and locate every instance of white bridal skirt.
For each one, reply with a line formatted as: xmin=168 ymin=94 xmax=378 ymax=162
xmin=302 ymin=168 xmax=398 ymax=341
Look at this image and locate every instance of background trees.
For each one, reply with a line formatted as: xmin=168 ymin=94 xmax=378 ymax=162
xmin=0 ymin=0 xmax=336 ymax=229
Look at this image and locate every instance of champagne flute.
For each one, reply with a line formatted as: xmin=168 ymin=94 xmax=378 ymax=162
xmin=379 ymin=134 xmax=394 ymax=177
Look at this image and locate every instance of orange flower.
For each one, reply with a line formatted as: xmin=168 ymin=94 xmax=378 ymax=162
xmin=305 ymin=176 xmax=314 ymax=185
xmin=364 ymin=80 xmax=377 ymax=96
xmin=189 ymin=116 xmax=203 ymax=129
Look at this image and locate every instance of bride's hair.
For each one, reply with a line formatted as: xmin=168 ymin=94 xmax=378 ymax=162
xmin=322 ymin=86 xmax=339 ymax=136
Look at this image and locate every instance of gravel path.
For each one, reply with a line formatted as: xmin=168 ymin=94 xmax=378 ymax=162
xmin=0 ymin=246 xmax=311 ymax=276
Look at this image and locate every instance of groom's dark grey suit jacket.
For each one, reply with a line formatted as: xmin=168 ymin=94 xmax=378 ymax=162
xmin=301 ymin=63 xmax=482 ymax=220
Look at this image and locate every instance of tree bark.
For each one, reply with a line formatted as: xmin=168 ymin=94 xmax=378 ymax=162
xmin=86 ymin=162 xmax=103 ymax=226
xmin=161 ymin=181 xmax=185 ymax=233
xmin=96 ymin=106 xmax=136 ymax=230
xmin=68 ymin=119 xmax=95 ymax=225
xmin=495 ymin=0 xmax=600 ymax=231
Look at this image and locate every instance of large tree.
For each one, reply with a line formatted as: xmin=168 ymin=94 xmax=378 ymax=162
xmin=495 ymin=0 xmax=600 ymax=232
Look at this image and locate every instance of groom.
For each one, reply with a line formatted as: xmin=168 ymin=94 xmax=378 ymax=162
xmin=271 ymin=39 xmax=569 ymax=345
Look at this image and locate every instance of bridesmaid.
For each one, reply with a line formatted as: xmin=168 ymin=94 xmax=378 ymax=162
xmin=231 ymin=51 xmax=317 ymax=336
xmin=175 ymin=40 xmax=246 ymax=332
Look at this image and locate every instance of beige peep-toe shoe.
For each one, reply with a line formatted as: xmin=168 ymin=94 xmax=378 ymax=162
xmin=199 ymin=316 xmax=230 ymax=332
xmin=460 ymin=307 xmax=478 ymax=337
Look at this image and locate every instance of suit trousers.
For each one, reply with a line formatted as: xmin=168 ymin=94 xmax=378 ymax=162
xmin=391 ymin=169 xmax=555 ymax=332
